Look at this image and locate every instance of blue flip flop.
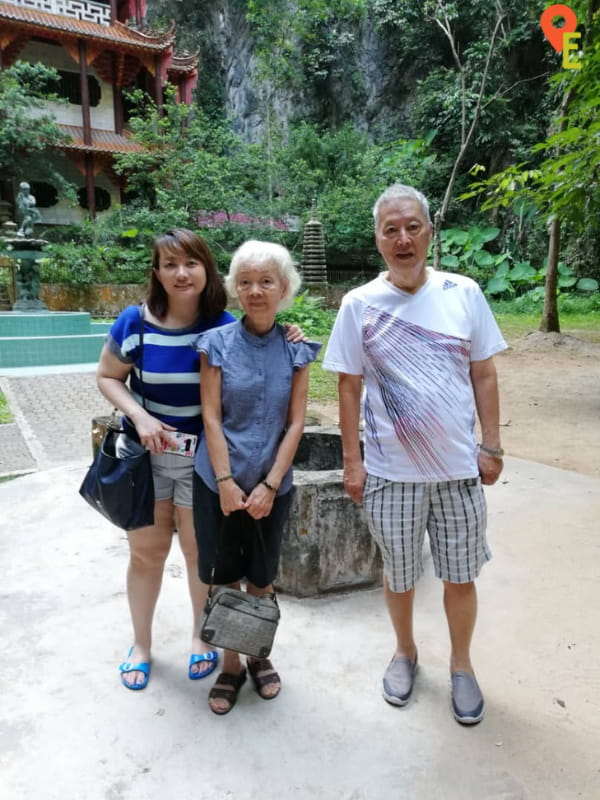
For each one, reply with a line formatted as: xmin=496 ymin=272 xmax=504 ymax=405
xmin=119 ymin=646 xmax=151 ymax=690
xmin=189 ymin=650 xmax=219 ymax=680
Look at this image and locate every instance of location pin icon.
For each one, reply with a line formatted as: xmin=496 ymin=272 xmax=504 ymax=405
xmin=540 ymin=4 xmax=578 ymax=52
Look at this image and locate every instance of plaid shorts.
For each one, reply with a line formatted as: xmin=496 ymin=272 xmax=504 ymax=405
xmin=362 ymin=474 xmax=491 ymax=593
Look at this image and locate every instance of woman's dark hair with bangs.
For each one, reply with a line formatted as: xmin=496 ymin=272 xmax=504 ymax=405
xmin=146 ymin=229 xmax=227 ymax=320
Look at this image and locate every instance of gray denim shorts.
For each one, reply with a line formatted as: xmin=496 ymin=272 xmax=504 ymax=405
xmin=116 ymin=433 xmax=194 ymax=508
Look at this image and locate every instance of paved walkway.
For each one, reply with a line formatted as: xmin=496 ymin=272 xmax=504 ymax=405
xmin=1 ymin=366 xmax=599 ymax=799
xmin=0 ymin=364 xmax=112 ymax=475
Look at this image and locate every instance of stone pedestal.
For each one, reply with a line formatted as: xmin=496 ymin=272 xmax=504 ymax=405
xmin=278 ymin=428 xmax=382 ymax=597
xmin=0 ymin=238 xmax=48 ymax=311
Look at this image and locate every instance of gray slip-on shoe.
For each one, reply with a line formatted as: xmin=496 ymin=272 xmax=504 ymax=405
xmin=451 ymin=671 xmax=485 ymax=725
xmin=382 ymin=653 xmax=418 ymax=706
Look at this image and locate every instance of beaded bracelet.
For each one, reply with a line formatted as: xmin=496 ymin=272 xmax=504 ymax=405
xmin=215 ymin=473 xmax=234 ymax=484
xmin=261 ymin=478 xmax=278 ymax=493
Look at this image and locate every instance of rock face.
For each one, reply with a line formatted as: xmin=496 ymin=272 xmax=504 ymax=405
xmin=148 ymin=0 xmax=415 ymax=142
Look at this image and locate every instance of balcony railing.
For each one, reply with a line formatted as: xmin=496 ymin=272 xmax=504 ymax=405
xmin=4 ymin=0 xmax=111 ymax=26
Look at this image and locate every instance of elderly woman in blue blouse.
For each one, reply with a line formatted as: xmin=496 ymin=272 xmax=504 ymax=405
xmin=193 ymin=240 xmax=322 ymax=715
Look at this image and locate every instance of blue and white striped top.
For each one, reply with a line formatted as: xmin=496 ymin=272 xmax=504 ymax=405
xmin=106 ymin=304 xmax=236 ymax=436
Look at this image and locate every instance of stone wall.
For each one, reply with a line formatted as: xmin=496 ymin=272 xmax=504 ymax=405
xmin=41 ymin=284 xmax=146 ymax=316
xmin=41 ymin=282 xmax=347 ymax=315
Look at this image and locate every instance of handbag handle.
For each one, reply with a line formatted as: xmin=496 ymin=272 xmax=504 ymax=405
xmin=137 ymin=302 xmax=147 ymax=411
xmin=106 ymin=305 xmax=147 ymax=433
xmin=206 ymin=517 xmax=276 ymax=605
xmin=117 ymin=304 xmax=147 ymax=434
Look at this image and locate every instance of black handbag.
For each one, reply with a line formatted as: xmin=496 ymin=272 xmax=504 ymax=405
xmin=200 ymin=519 xmax=280 ymax=659
xmin=79 ymin=427 xmax=154 ymax=530
xmin=79 ymin=305 xmax=155 ymax=530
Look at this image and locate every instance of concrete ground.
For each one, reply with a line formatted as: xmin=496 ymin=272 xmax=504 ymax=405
xmin=1 ymin=366 xmax=599 ymax=800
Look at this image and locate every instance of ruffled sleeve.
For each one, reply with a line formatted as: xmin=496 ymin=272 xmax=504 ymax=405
xmin=285 ymin=339 xmax=322 ymax=369
xmin=193 ymin=327 xmax=226 ymax=368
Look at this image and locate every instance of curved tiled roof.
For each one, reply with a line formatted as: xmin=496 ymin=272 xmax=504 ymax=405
xmin=57 ymin=124 xmax=144 ymax=153
xmin=169 ymin=52 xmax=200 ymax=73
xmin=0 ymin=2 xmax=175 ymax=51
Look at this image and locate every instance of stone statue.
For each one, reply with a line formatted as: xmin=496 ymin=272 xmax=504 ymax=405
xmin=0 ymin=180 xmax=48 ymax=309
xmin=16 ymin=181 xmax=42 ymax=238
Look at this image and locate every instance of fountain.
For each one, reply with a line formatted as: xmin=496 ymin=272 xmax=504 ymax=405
xmin=0 ymin=182 xmax=107 ymax=368
xmin=1 ymin=182 xmax=47 ymax=311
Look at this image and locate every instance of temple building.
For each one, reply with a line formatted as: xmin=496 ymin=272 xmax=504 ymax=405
xmin=0 ymin=0 xmax=198 ymax=222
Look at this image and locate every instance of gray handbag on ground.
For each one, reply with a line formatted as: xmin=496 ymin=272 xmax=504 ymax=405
xmin=200 ymin=519 xmax=280 ymax=659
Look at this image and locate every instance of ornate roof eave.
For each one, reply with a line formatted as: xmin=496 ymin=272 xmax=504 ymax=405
xmin=168 ymin=50 xmax=200 ymax=73
xmin=0 ymin=3 xmax=176 ymax=53
xmin=56 ymin=124 xmax=145 ymax=155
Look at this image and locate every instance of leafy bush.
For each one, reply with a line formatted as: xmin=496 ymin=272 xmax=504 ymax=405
xmin=438 ymin=225 xmax=599 ymax=303
xmin=439 ymin=225 xmax=504 ymax=284
xmin=485 ymin=258 xmax=598 ymax=299
xmin=277 ymin=292 xmax=336 ymax=336
xmin=491 ymin=292 xmax=600 ymax=315
xmin=40 ymin=236 xmax=149 ymax=285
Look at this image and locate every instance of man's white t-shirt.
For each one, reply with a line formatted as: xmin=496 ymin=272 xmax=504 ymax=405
xmin=322 ymin=269 xmax=507 ymax=482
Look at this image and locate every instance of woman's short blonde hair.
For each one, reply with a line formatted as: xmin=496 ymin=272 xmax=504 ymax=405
xmin=225 ymin=240 xmax=302 ymax=311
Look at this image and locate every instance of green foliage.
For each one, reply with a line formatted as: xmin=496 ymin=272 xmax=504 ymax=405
xmin=0 ymin=61 xmax=73 ymax=193
xmin=40 ymin=240 xmax=149 ymax=285
xmin=462 ymin=7 xmax=600 ymax=232
xmin=276 ymin=292 xmax=337 ymax=336
xmin=39 ymin=223 xmax=150 ymax=285
xmin=0 ymin=391 xmax=12 ymax=425
xmin=273 ymin=122 xmax=437 ymax=260
xmin=114 ymin=87 xmax=255 ymax=224
xmin=247 ymin=0 xmax=368 ymax=90
xmin=439 ymin=225 xmax=502 ymax=282
xmin=111 ymin=93 xmax=440 ymax=268
xmin=438 ymin=222 xmax=599 ymax=301
xmin=485 ymin=258 xmax=598 ymax=298
xmin=491 ymin=292 xmax=600 ymax=316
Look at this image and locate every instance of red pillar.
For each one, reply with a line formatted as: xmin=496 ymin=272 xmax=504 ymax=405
xmin=78 ymin=39 xmax=96 ymax=218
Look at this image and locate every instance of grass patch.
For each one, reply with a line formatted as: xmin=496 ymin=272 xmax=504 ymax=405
xmin=0 ymin=391 xmax=13 ymax=424
xmin=494 ymin=313 xmax=600 ymax=344
xmin=308 ymin=335 xmax=337 ymax=405
xmin=0 ymin=473 xmax=25 ymax=483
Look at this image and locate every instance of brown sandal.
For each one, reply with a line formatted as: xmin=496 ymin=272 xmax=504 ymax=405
xmin=208 ymin=669 xmax=247 ymax=715
xmin=247 ymin=658 xmax=281 ymax=700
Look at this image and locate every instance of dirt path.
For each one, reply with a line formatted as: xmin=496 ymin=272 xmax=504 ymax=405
xmin=307 ymin=331 xmax=600 ymax=478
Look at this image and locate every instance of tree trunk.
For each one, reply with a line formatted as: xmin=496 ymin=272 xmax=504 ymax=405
xmin=540 ymin=218 xmax=560 ymax=333
xmin=433 ymin=209 xmax=443 ymax=269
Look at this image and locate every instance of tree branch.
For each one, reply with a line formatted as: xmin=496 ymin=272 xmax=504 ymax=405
xmin=481 ymin=73 xmax=551 ymax=111
xmin=432 ymin=12 xmax=505 ymax=267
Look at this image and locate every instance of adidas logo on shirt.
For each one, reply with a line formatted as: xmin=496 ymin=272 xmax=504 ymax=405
xmin=443 ymin=280 xmax=457 ymax=290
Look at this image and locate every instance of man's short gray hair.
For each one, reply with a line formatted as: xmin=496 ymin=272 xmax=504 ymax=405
xmin=372 ymin=184 xmax=431 ymax=228
xmin=226 ymin=239 xmax=301 ymax=311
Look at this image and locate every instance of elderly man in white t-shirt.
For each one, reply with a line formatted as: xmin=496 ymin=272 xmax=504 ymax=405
xmin=322 ymin=183 xmax=507 ymax=725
